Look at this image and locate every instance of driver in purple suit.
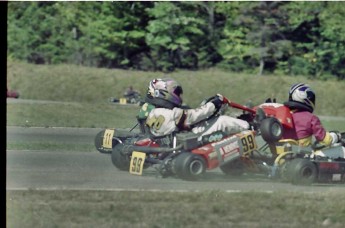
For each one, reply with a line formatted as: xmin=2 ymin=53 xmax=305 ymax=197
xmin=282 ymin=83 xmax=344 ymax=158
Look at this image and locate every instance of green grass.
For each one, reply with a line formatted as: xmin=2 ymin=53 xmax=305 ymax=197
xmin=6 ymin=100 xmax=345 ymax=131
xmin=319 ymin=119 xmax=345 ymax=132
xmin=7 ymin=190 xmax=345 ymax=228
xmin=7 ymin=60 xmax=345 ymax=116
xmin=6 ymin=102 xmax=139 ymax=128
xmin=6 ymin=142 xmax=95 ymax=152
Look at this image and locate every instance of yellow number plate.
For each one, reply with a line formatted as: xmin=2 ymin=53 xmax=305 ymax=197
xmin=102 ymin=129 xmax=115 ymax=149
xmin=239 ymin=131 xmax=257 ymax=153
xmin=119 ymin=98 xmax=127 ymax=104
xmin=130 ymin=151 xmax=146 ymax=175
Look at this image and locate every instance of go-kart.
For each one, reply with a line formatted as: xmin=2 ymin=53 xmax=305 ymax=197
xmin=251 ymin=102 xmax=345 ymax=185
xmin=95 ymin=97 xmax=345 ymax=183
xmin=109 ymin=91 xmax=142 ymax=105
xmin=95 ymin=97 xmax=285 ymax=181
xmin=274 ymin=134 xmax=345 ymax=185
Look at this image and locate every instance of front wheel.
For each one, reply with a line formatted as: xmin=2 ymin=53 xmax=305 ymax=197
xmin=285 ymin=158 xmax=317 ymax=185
xmin=94 ymin=129 xmax=126 ymax=154
xmin=173 ymin=153 xmax=207 ymax=181
xmin=111 ymin=144 xmax=130 ymax=171
xmin=94 ymin=130 xmax=112 ymax=154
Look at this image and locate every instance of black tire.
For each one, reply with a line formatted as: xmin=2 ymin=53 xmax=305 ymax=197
xmin=94 ymin=130 xmax=112 ymax=154
xmin=173 ymin=153 xmax=207 ymax=181
xmin=219 ymin=158 xmax=245 ymax=176
xmin=260 ymin=117 xmax=283 ymax=143
xmin=95 ymin=129 xmax=139 ymax=154
xmin=285 ymin=158 xmax=317 ymax=185
xmin=111 ymin=144 xmax=131 ymax=171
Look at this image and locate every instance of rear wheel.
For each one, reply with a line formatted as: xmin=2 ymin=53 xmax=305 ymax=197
xmin=111 ymin=144 xmax=130 ymax=171
xmin=173 ymin=153 xmax=206 ymax=181
xmin=285 ymin=158 xmax=317 ymax=185
xmin=260 ymin=118 xmax=283 ymax=143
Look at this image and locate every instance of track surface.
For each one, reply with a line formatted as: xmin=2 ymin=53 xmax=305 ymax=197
xmin=7 ymin=126 xmax=345 ymax=193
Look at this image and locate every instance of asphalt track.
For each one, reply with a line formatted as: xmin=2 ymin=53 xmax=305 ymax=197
xmin=6 ymin=126 xmax=345 ymax=193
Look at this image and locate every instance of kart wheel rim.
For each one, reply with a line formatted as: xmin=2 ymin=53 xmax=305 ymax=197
xmin=189 ymin=160 xmax=203 ymax=175
xmin=272 ymin=123 xmax=282 ymax=137
xmin=300 ymin=166 xmax=313 ymax=178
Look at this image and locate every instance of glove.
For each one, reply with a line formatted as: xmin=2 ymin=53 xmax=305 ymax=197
xmin=217 ymin=94 xmax=229 ymax=104
xmin=329 ymin=131 xmax=342 ymax=144
xmin=209 ymin=94 xmax=227 ymax=110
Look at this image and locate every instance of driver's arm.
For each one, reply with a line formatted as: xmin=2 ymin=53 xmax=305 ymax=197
xmin=175 ymin=95 xmax=225 ymax=131
xmin=182 ymin=102 xmax=217 ymax=127
xmin=311 ymin=115 xmax=339 ymax=146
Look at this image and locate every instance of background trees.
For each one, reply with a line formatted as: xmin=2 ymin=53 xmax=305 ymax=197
xmin=7 ymin=1 xmax=345 ymax=79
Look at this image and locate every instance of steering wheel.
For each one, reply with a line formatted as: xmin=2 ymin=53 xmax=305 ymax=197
xmin=199 ymin=95 xmax=227 ymax=119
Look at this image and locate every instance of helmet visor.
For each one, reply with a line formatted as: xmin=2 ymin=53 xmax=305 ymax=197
xmin=174 ymin=86 xmax=183 ymax=97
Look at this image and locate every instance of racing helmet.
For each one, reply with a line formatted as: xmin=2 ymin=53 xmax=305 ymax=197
xmin=145 ymin=78 xmax=183 ymax=109
xmin=288 ymin=83 xmax=315 ymax=112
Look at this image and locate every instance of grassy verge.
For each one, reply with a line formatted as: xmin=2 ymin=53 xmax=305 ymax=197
xmin=7 ymin=101 xmax=345 ymax=131
xmin=7 ymin=60 xmax=345 ymax=116
xmin=6 ymin=142 xmax=95 ymax=152
xmin=6 ymin=102 xmax=139 ymax=129
xmin=7 ymin=190 xmax=345 ymax=228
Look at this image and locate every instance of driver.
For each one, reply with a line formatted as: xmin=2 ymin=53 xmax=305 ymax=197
xmin=282 ymin=83 xmax=345 ymax=157
xmin=124 ymin=85 xmax=139 ymax=97
xmin=144 ymin=78 xmax=250 ymax=137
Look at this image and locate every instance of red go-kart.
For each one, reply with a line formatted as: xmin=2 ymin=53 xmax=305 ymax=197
xmin=95 ymin=97 xmax=345 ymax=183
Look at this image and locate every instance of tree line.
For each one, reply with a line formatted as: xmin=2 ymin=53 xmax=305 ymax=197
xmin=7 ymin=1 xmax=345 ymax=79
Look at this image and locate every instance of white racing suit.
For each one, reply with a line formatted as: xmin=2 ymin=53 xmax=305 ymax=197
xmin=145 ymin=102 xmax=250 ymax=137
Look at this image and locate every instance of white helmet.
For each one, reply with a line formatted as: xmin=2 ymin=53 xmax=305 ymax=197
xmin=288 ymin=83 xmax=316 ymax=112
xmin=145 ymin=78 xmax=183 ymax=109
